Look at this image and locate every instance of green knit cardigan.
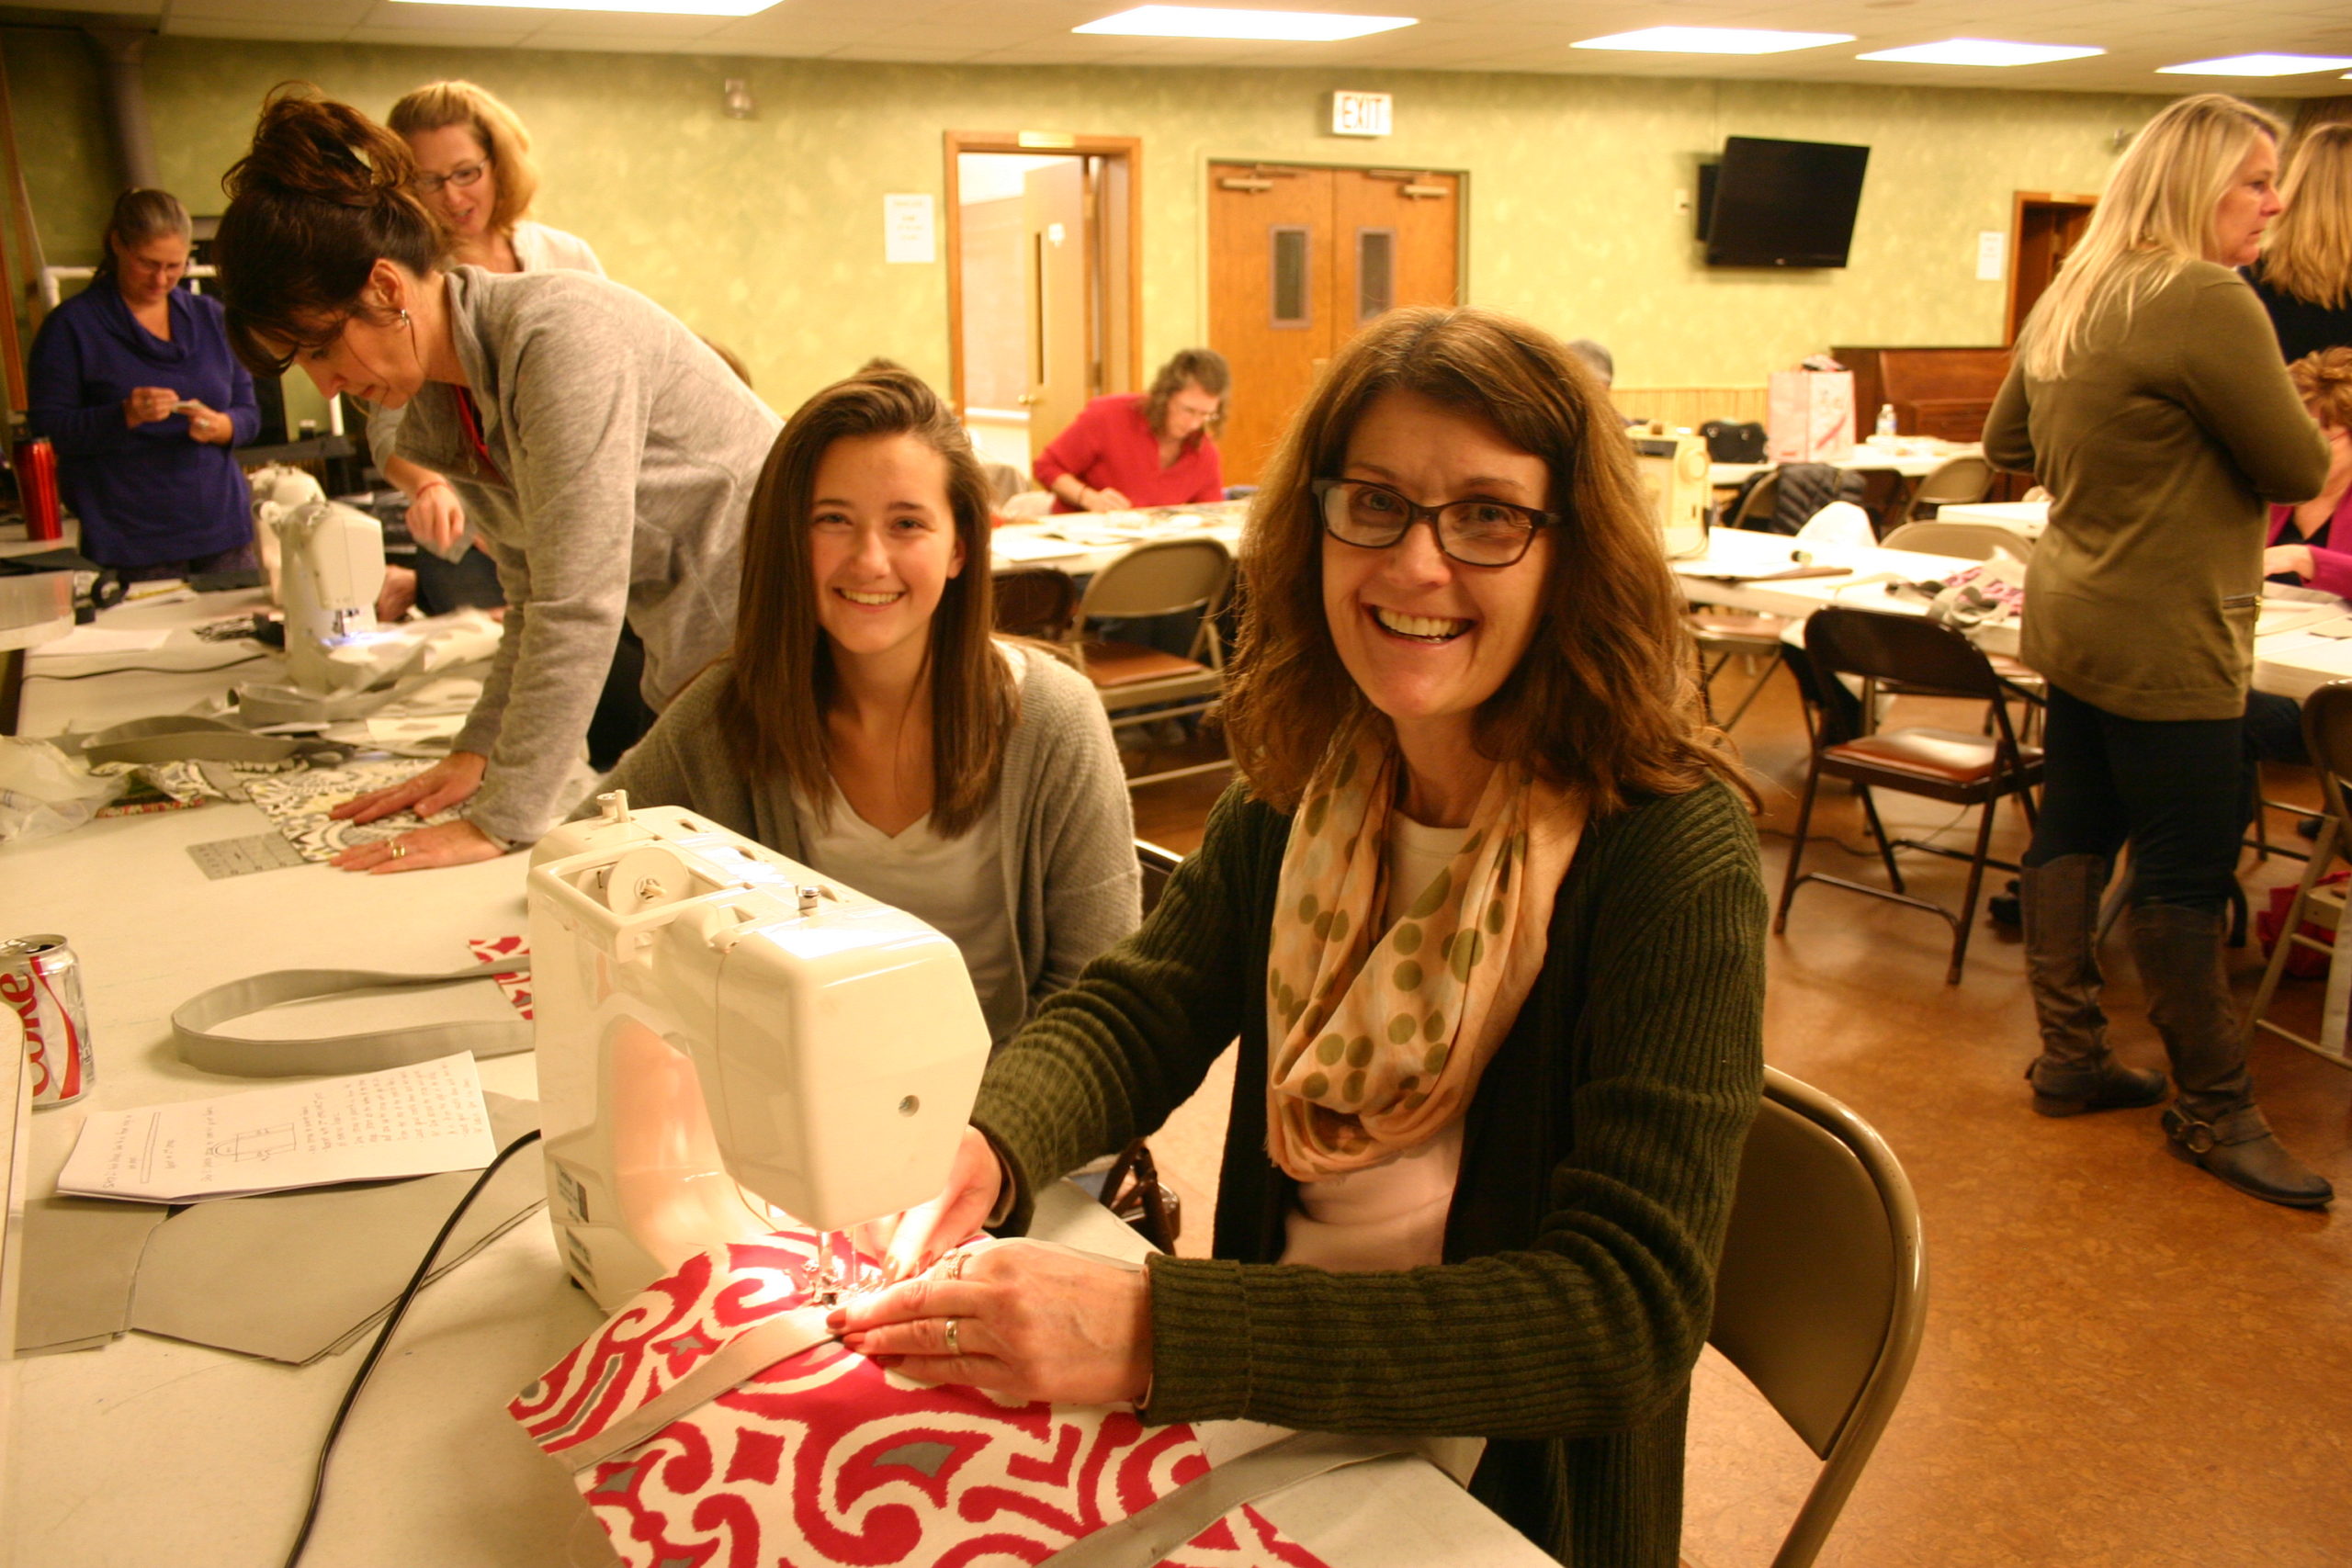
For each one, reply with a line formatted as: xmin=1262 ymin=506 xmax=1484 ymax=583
xmin=974 ymin=776 xmax=1766 ymax=1566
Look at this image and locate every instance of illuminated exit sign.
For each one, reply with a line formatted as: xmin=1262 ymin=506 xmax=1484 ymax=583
xmin=1331 ymin=91 xmax=1393 ymax=137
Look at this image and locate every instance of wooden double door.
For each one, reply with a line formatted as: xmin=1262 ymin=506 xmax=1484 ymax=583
xmin=1208 ymin=163 xmax=1462 ymax=484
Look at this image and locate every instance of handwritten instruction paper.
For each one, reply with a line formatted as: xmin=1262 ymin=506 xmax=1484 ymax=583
xmin=57 ymin=1054 xmax=497 ymax=1202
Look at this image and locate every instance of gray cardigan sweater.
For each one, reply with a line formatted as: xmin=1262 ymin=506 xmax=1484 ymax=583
xmin=393 ymin=267 xmax=783 ymax=843
xmin=976 ymin=778 xmax=1766 ymax=1565
xmin=590 ymin=644 xmax=1144 ymax=1043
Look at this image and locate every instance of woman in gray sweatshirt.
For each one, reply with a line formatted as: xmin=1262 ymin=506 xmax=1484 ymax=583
xmin=213 ymin=86 xmax=780 ymax=868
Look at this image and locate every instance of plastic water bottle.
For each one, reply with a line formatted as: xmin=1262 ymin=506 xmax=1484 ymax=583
xmin=1873 ymin=403 xmax=1898 ymax=441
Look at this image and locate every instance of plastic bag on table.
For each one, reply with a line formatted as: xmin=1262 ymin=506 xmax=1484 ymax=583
xmin=0 ymin=739 xmax=128 ymax=845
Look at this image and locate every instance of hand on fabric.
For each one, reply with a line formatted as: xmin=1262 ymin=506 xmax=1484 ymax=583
xmin=1082 ymin=485 xmax=1133 ymax=513
xmin=333 ymin=818 xmax=506 ymax=874
xmin=406 ymin=479 xmax=469 ymax=554
xmin=866 ymin=1125 xmax=1005 ymax=1284
xmin=123 ymin=386 xmax=179 ymax=426
xmin=2264 ymin=544 xmax=2315 ymax=581
xmin=182 ymin=401 xmax=235 ymax=445
xmin=830 ymin=1239 xmax=1153 ymax=1406
xmin=329 ymin=750 xmax=488 ymax=825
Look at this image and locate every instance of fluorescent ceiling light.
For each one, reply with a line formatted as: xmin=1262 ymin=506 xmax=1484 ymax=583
xmin=1572 ymin=26 xmax=1852 ymax=56
xmin=1075 ymin=6 xmax=1416 ymax=41
xmin=1858 ymin=39 xmax=2104 ymax=68
xmin=2157 ymin=52 xmax=2352 ymax=76
xmin=388 ymin=0 xmax=779 ymax=12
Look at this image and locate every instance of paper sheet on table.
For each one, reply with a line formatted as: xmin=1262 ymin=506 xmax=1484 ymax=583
xmin=991 ymin=529 xmax=1090 ymax=563
xmin=56 ymin=1052 xmax=496 ymax=1202
xmin=33 ymin=626 xmax=172 ymax=656
xmin=128 ymin=1094 xmax=563 ymax=1365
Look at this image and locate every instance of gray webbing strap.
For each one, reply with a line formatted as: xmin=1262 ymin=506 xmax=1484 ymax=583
xmin=76 ymin=716 xmax=338 ymax=769
xmin=552 ymin=1304 xmax=838 ymax=1473
xmin=1037 ymin=1430 xmax=1430 ymax=1568
xmin=173 ymin=959 xmax=533 ymax=1077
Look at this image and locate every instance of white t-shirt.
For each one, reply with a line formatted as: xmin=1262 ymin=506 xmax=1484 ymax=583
xmin=794 ymin=787 xmax=1015 ymax=1034
xmin=1280 ymin=814 xmax=1471 ymax=1273
xmin=510 ymin=220 xmax=605 ymax=277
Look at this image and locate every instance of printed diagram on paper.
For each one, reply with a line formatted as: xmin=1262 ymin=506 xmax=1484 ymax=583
xmin=57 ymin=1053 xmax=497 ymax=1202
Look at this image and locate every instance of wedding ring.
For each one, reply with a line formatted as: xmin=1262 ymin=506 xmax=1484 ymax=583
xmin=390 ymin=842 xmax=408 ymax=860
xmin=942 ymin=1250 xmax=969 ymax=1281
xmin=944 ymin=1317 xmax=962 ymax=1358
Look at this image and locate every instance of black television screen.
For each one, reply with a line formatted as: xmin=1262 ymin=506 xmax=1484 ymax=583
xmin=1702 ymin=136 xmax=1870 ymax=269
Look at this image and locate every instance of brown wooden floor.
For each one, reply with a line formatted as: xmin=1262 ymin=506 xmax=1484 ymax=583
xmin=1121 ymin=668 xmax=2352 ymax=1568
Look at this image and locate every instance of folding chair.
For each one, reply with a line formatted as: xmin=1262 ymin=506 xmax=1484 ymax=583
xmin=1690 ymin=610 xmax=1797 ymax=733
xmin=1073 ymin=536 xmax=1235 ymax=789
xmin=1711 ymin=1065 xmax=1928 ymax=1568
xmin=2245 ymin=679 xmax=2352 ymax=1072
xmin=1775 ymin=606 xmax=2043 ymax=984
xmin=992 ymin=565 xmax=1081 ymax=648
xmin=1896 ymin=455 xmax=1995 ymax=526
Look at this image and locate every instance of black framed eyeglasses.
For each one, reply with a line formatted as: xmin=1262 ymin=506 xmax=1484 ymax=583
xmin=1311 ymin=478 xmax=1559 ymax=568
xmin=413 ymin=158 xmax=491 ymax=197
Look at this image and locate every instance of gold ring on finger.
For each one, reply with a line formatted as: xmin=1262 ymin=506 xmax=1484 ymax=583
xmin=944 ymin=1317 xmax=962 ymax=1358
xmin=390 ymin=842 xmax=408 ymax=860
xmin=943 ymin=1250 xmax=968 ymax=1281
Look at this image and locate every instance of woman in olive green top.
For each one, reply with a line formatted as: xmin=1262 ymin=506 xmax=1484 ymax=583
xmin=1985 ymin=93 xmax=2333 ymax=1208
xmin=831 ymin=309 xmax=1767 ymax=1566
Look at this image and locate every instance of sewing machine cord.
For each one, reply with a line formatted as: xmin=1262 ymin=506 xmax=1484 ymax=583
xmin=280 ymin=1125 xmax=545 ymax=1568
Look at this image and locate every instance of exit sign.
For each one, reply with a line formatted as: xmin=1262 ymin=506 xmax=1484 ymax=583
xmin=1331 ymin=91 xmax=1393 ymax=137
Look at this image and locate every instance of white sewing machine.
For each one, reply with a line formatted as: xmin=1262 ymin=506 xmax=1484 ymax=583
xmin=527 ymin=792 xmax=992 ymax=1312
xmin=1631 ymin=429 xmax=1711 ymax=559
xmin=271 ymin=500 xmax=387 ymax=695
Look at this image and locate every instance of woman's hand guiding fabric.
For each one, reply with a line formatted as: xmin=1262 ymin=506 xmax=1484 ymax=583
xmin=829 ymin=1238 xmax=1154 ymax=1407
xmin=329 ymin=750 xmax=489 ymax=826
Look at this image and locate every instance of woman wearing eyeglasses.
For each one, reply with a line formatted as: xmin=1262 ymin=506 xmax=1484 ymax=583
xmin=371 ymin=81 xmax=605 ymax=631
xmin=213 ymin=86 xmax=780 ymax=870
xmin=834 ymin=308 xmax=1767 ymax=1568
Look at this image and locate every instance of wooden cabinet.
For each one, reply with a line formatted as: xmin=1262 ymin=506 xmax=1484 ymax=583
xmin=1832 ymin=346 xmax=2012 ymax=442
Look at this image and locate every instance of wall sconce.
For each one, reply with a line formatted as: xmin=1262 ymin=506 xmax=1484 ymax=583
xmin=724 ymin=78 xmax=754 ymax=119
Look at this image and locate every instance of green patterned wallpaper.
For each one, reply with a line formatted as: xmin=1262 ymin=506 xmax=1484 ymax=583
xmin=9 ymin=30 xmax=2210 ymax=417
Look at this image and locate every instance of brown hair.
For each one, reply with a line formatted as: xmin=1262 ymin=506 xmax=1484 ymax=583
xmin=1219 ymin=306 xmax=1746 ymax=817
xmin=1144 ymin=347 xmax=1230 ymax=441
xmin=92 ymin=188 xmax=190 ymax=282
xmin=2263 ymin=124 xmax=2352 ymax=310
xmin=386 ymin=79 xmax=541 ymax=235
xmin=214 ymin=85 xmax=442 ymax=375
xmin=718 ymin=368 xmax=1014 ymax=837
xmin=2290 ymin=347 xmax=2352 ymax=430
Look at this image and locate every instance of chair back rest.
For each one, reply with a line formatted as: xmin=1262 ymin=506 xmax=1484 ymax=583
xmin=1136 ymin=838 xmax=1183 ymax=917
xmin=1880 ymin=521 xmax=2029 ymax=563
xmin=1079 ymin=536 xmax=1234 ymax=624
xmin=1710 ymin=1067 xmax=1926 ymax=1568
xmin=2301 ymin=682 xmax=2352 ymax=828
xmin=1730 ymin=469 xmax=1781 ymax=531
xmin=1909 ymin=456 xmax=1994 ymax=507
xmin=1803 ymin=606 xmax=2004 ymax=703
xmin=993 ymin=566 xmax=1081 ymax=643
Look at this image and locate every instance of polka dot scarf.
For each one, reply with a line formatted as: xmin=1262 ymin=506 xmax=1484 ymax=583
xmin=1264 ymin=732 xmax=1585 ymax=1183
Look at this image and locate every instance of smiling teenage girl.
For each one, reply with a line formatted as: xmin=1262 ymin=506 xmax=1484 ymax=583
xmin=592 ymin=367 xmax=1141 ymax=1044
xmin=212 ymin=86 xmax=779 ymax=869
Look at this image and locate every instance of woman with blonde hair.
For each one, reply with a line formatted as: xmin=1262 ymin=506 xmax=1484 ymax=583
xmin=2249 ymin=123 xmax=2352 ymax=363
xmin=1987 ymin=93 xmax=2334 ymax=1206
xmin=832 ymin=307 xmax=1767 ymax=1566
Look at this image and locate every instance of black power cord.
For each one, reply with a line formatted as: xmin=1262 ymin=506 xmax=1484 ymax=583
xmin=280 ymin=1127 xmax=544 ymax=1568
xmin=24 ymin=655 xmax=268 ymax=680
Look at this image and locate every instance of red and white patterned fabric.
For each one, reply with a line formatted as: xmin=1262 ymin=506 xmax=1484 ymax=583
xmin=465 ymin=935 xmax=533 ymax=1020
xmin=511 ymin=1231 xmax=1333 ymax=1568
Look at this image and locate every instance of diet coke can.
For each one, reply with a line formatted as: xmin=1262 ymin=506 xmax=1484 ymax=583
xmin=1 ymin=934 xmax=93 ymax=1107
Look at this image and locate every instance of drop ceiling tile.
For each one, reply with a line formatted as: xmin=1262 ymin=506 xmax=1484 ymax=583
xmin=166 ymin=0 xmax=371 ymax=20
xmin=164 ymin=15 xmax=356 ymax=38
xmin=345 ymin=21 xmax=537 ymax=45
xmin=503 ymin=9 xmax=734 ymax=39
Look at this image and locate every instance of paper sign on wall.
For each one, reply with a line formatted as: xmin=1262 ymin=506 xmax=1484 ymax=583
xmin=1977 ymin=231 xmax=2007 ymax=282
xmin=884 ymin=193 xmax=936 ymax=265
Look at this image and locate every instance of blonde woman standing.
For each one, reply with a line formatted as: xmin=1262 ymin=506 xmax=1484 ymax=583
xmin=2248 ymin=123 xmax=2352 ymax=362
xmin=1987 ymin=94 xmax=2334 ymax=1207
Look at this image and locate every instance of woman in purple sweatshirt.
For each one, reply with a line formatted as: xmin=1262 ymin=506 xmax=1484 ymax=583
xmin=28 ymin=189 xmax=260 ymax=577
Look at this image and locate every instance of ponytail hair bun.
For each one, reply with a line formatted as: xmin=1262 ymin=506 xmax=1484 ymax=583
xmin=2290 ymin=347 xmax=2352 ymax=432
xmin=214 ymin=84 xmax=443 ymax=375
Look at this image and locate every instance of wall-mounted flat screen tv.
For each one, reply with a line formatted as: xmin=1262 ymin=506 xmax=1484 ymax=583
xmin=1699 ymin=136 xmax=1871 ymax=269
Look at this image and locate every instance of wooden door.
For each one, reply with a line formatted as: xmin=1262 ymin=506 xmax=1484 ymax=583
xmin=1208 ymin=163 xmax=1463 ymax=483
xmin=1024 ymin=160 xmax=1091 ymax=464
xmin=2007 ymin=193 xmax=2098 ymax=345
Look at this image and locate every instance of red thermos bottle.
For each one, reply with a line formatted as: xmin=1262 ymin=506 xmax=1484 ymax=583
xmin=11 ymin=436 xmax=60 ymax=542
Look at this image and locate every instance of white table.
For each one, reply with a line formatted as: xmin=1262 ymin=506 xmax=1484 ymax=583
xmin=1677 ymin=525 xmax=2352 ymax=701
xmin=992 ymin=502 xmax=1249 ymax=579
xmin=1935 ymin=500 xmax=2048 ymax=541
xmin=6 ymin=626 xmax=1547 ymax=1568
xmin=1709 ymin=441 xmax=1981 ymax=488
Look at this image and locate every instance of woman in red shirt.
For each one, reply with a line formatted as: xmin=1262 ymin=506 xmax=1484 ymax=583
xmin=1035 ymin=348 xmax=1228 ymax=512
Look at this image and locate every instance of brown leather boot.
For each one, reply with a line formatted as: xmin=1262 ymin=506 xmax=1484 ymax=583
xmin=2131 ymin=903 xmax=2334 ymax=1209
xmin=2022 ymin=855 xmax=2167 ymax=1117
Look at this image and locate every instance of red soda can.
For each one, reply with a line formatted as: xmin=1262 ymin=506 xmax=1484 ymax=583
xmin=1 ymin=934 xmax=93 ymax=1107
xmin=12 ymin=436 xmax=62 ymax=542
